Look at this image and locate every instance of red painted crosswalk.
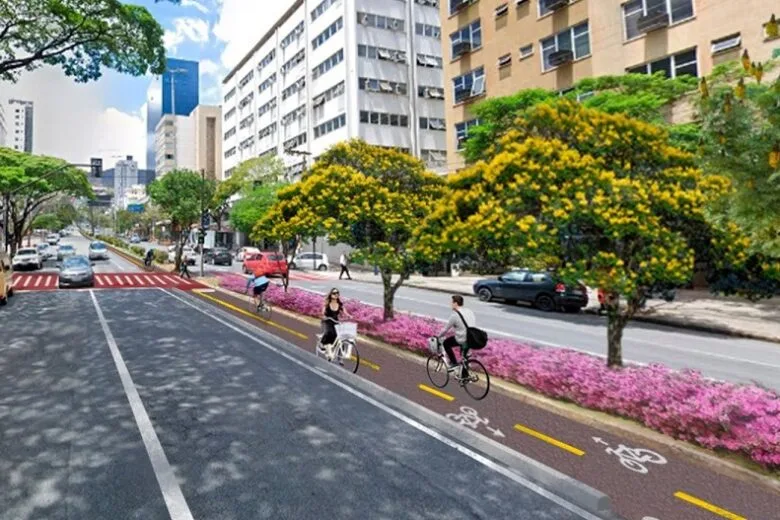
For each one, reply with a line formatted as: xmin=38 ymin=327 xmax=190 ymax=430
xmin=12 ymin=272 xmax=206 ymax=292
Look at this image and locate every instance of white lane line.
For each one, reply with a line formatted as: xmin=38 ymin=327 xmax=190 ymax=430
xmin=21 ymin=276 xmax=31 ymax=288
xmin=46 ymin=275 xmax=56 ymax=287
xmin=34 ymin=276 xmax=42 ymax=288
xmin=95 ymin=275 xmax=105 ymax=287
xmin=124 ymin=275 xmax=134 ymax=285
xmin=132 ymin=275 xmax=145 ymax=285
xmin=89 ymin=291 xmax=195 ymax=520
xmin=160 ymin=289 xmax=603 ymax=520
xmin=152 ymin=275 xmax=167 ymax=285
xmin=163 ymin=275 xmax=180 ymax=285
xmin=115 ymin=275 xmax=125 ymax=285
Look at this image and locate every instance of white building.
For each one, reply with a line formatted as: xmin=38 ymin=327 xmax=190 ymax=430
xmin=7 ymin=99 xmax=33 ymax=152
xmin=113 ymin=157 xmax=139 ymax=209
xmin=0 ymin=102 xmax=7 ymax=147
xmin=123 ymin=184 xmax=150 ymax=210
xmin=220 ymin=0 xmax=446 ymax=180
xmin=155 ymin=104 xmax=221 ymax=179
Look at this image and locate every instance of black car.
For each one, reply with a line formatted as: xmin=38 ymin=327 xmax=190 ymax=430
xmin=473 ymin=270 xmax=588 ymax=313
xmin=205 ymin=247 xmax=232 ymax=266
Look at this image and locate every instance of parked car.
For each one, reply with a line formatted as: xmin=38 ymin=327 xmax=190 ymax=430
xmin=473 ymin=270 xmax=588 ymax=313
xmin=167 ymin=245 xmax=196 ymax=265
xmin=88 ymin=241 xmax=109 ymax=260
xmin=58 ymin=255 xmax=95 ymax=288
xmin=12 ymin=248 xmax=42 ymax=271
xmin=0 ymin=251 xmax=14 ymax=306
xmin=235 ymin=247 xmax=260 ymax=261
xmin=46 ymin=233 xmax=60 ymax=245
xmin=288 ymin=252 xmax=329 ymax=271
xmin=57 ymin=244 xmax=76 ymax=261
xmin=36 ymin=243 xmax=56 ymax=261
xmin=205 ymin=247 xmax=233 ymax=266
xmin=59 ymin=229 xmax=69 ymax=237
xmin=243 ymin=251 xmax=288 ymax=277
xmin=130 ymin=234 xmax=141 ymax=244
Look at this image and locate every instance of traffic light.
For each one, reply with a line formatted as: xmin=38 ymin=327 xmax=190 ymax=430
xmin=90 ymin=158 xmax=103 ymax=177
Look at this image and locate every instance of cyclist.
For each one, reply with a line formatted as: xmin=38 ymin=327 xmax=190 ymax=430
xmin=144 ymin=248 xmax=154 ymax=269
xmin=321 ymin=288 xmax=353 ymax=351
xmin=246 ymin=271 xmax=270 ymax=310
xmin=438 ymin=295 xmax=476 ymax=372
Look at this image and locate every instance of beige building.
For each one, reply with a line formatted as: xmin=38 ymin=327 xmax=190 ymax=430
xmin=155 ymin=104 xmax=222 ymax=180
xmin=442 ymin=0 xmax=780 ymax=170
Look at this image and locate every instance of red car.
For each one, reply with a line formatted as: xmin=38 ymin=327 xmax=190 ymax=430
xmin=243 ymin=251 xmax=288 ymax=277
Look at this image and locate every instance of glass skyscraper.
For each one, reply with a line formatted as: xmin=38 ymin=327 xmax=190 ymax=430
xmin=145 ymin=58 xmax=199 ymax=170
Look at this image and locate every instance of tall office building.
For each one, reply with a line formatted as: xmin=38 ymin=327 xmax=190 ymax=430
xmin=220 ymin=0 xmax=446 ymax=179
xmin=8 ymin=99 xmax=33 ymax=152
xmin=146 ymin=58 xmax=200 ymax=170
xmin=441 ymin=0 xmax=780 ymax=170
xmin=113 ymin=156 xmax=139 ymax=209
xmin=155 ymin=105 xmax=222 ymax=178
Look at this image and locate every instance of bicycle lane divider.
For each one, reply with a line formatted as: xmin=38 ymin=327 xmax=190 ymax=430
xmin=187 ymin=286 xmax=777 ymax=520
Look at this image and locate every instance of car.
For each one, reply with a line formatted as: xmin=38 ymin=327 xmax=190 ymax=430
xmin=88 ymin=241 xmax=110 ymax=260
xmin=59 ymin=229 xmax=69 ymax=237
xmin=0 ymin=252 xmax=14 ymax=306
xmin=167 ymin=245 xmax=196 ymax=265
xmin=57 ymin=244 xmax=76 ymax=261
xmin=473 ymin=269 xmax=588 ymax=313
xmin=130 ymin=234 xmax=141 ymax=244
xmin=35 ymin=243 xmax=56 ymax=261
xmin=236 ymin=247 xmax=260 ymax=261
xmin=243 ymin=251 xmax=288 ymax=277
xmin=58 ymin=255 xmax=95 ymax=288
xmin=46 ymin=233 xmax=60 ymax=245
xmin=12 ymin=248 xmax=42 ymax=270
xmin=205 ymin=247 xmax=233 ymax=266
xmin=288 ymin=252 xmax=329 ymax=271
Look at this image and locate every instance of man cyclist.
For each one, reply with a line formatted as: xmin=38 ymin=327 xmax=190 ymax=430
xmin=144 ymin=248 xmax=154 ymax=269
xmin=246 ymin=271 xmax=270 ymax=310
xmin=438 ymin=295 xmax=476 ymax=372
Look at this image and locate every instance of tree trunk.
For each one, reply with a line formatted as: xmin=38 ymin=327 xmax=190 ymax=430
xmin=606 ymin=313 xmax=625 ymax=368
xmin=381 ymin=270 xmax=395 ymax=321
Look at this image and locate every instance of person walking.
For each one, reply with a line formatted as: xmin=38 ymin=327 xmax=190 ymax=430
xmin=179 ymin=258 xmax=191 ymax=279
xmin=339 ymin=252 xmax=352 ymax=280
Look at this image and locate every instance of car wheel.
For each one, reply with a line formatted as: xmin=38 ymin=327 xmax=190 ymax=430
xmin=477 ymin=287 xmax=493 ymax=302
xmin=535 ymin=294 xmax=556 ymax=312
xmin=289 ymin=262 xmax=296 ymax=270
xmin=318 ymin=264 xmax=328 ymax=271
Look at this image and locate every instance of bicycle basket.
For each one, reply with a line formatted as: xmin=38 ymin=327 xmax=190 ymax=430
xmin=335 ymin=322 xmax=358 ymax=339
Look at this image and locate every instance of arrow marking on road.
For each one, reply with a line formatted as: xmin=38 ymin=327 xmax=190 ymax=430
xmin=486 ymin=426 xmax=505 ymax=438
xmin=592 ymin=437 xmax=609 ymax=446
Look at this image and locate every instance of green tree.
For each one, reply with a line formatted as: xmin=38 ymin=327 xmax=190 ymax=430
xmin=0 ymin=0 xmax=179 ymax=82
xmin=55 ymin=201 xmax=78 ymax=227
xmin=259 ymin=140 xmax=446 ymax=319
xmin=147 ymin=169 xmax=211 ymax=271
xmin=31 ymin=213 xmax=62 ymax=231
xmin=115 ymin=209 xmax=139 ymax=234
xmin=227 ymin=155 xmax=288 ymax=236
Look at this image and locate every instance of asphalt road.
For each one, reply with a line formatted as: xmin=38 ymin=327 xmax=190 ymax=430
xmin=19 ymin=233 xmax=140 ymax=274
xmin=0 ymin=289 xmax=593 ymax=520
xmin=290 ymin=277 xmax=780 ymax=390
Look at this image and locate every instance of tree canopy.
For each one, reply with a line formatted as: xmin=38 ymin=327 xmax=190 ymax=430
xmin=224 ymin=155 xmax=287 ymax=235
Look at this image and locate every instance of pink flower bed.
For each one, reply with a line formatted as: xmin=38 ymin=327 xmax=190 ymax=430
xmin=218 ymin=273 xmax=780 ymax=468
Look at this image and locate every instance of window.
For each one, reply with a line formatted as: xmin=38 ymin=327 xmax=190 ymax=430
xmin=415 ymin=23 xmax=441 ymax=39
xmin=449 ymin=0 xmax=474 ymax=15
xmin=455 ymin=119 xmax=480 ymax=149
xmin=224 ymin=107 xmax=236 ymax=121
xmin=281 ymin=21 xmax=304 ymax=48
xmin=452 ymin=66 xmax=485 ymax=103
xmin=282 ymin=105 xmax=306 ymax=126
xmin=421 ymin=149 xmax=446 ymax=166
xmin=359 ymin=77 xmax=407 ymax=95
xmin=239 ymin=114 xmax=254 ymax=129
xmin=495 ymin=3 xmax=509 ymax=17
xmin=418 ymin=85 xmax=445 ymax=99
xmin=498 ymin=53 xmax=512 ymax=68
xmin=311 ymin=0 xmax=339 ymax=21
xmin=224 ymin=127 xmax=236 ymax=140
xmin=711 ymin=34 xmax=741 ymax=54
xmin=519 ymin=43 xmax=533 ymax=59
xmin=359 ymin=110 xmax=409 ymax=127
xmin=258 ymin=122 xmax=277 ymax=139
xmin=282 ymin=77 xmax=305 ymax=100
xmin=238 ymin=92 xmax=254 ymax=109
xmin=358 ymin=44 xmax=407 ymax=64
xmin=239 ymin=136 xmax=255 ymax=150
xmin=313 ymin=17 xmax=343 ymax=50
xmin=312 ymin=49 xmax=344 ymax=79
xmin=224 ymin=88 xmax=236 ymax=102
xmin=225 ymin=167 xmax=235 ymax=178
xmin=258 ymin=147 xmax=277 ymax=159
xmin=627 ymin=48 xmax=698 ymax=78
xmin=283 ymin=133 xmax=307 ymax=150
xmin=450 ymin=20 xmax=482 ymax=59
xmin=416 ymin=0 xmax=439 ymax=6
xmin=419 ymin=117 xmax=446 ymax=131
xmin=357 ymin=12 xmax=405 ymax=32
xmin=540 ymin=21 xmax=590 ymax=71
xmin=623 ymin=0 xmax=694 ymax=40
xmin=281 ymin=49 xmax=305 ymax=74
xmin=258 ymin=98 xmax=277 ymax=117
xmin=416 ymin=53 xmax=443 ymax=68
xmin=239 ymin=70 xmax=254 ymax=88
xmin=259 ymin=73 xmax=276 ymax=93
xmin=314 ymin=113 xmax=347 ymax=138
xmin=539 ymin=0 xmax=571 ymax=17
xmin=165 ymin=154 xmax=175 ymax=160
xmin=258 ymin=50 xmax=275 ymax=72
xmin=224 ymin=147 xmax=236 ymax=158
xmin=312 ymin=81 xmax=345 ymax=108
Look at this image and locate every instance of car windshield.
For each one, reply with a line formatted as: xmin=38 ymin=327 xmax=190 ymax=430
xmin=17 ymin=248 xmax=37 ymax=256
xmin=63 ymin=257 xmax=89 ymax=268
xmin=36 ymin=244 xmax=48 ymax=249
xmin=268 ymin=254 xmax=284 ymax=261
xmin=91 ymin=243 xmax=107 ymax=249
xmin=60 ymin=245 xmax=75 ymax=251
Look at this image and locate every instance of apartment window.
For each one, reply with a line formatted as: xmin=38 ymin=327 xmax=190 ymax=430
xmin=238 ymin=92 xmax=254 ymax=109
xmin=282 ymin=77 xmax=306 ymax=100
xmin=450 ymin=20 xmax=481 ymax=59
xmin=418 ymin=85 xmax=445 ymax=99
xmin=258 ymin=99 xmax=277 ymax=117
xmin=259 ymin=73 xmax=276 ymax=93
xmin=416 ymin=23 xmax=441 ymax=39
xmin=419 ymin=117 xmax=446 ymax=131
xmin=224 ymin=127 xmax=236 ymax=140
xmin=421 ymin=149 xmax=446 ymax=165
xmin=282 ymin=105 xmax=306 ymax=126
xmin=239 ymin=114 xmax=254 ymax=129
xmin=449 ymin=0 xmax=475 ymax=15
xmin=540 ymin=21 xmax=590 ymax=71
xmin=313 ymin=17 xmax=343 ymax=50
xmin=224 ymin=147 xmax=237 ymax=158
xmin=314 ymin=113 xmax=347 ymax=139
xmin=539 ymin=0 xmax=572 ymax=17
xmin=498 ymin=53 xmax=512 ymax=68
xmin=417 ymin=53 xmax=443 ymax=68
xmin=359 ymin=110 xmax=409 ymax=127
xmin=711 ymin=34 xmax=741 ymax=54
xmin=259 ymin=147 xmax=278 ymax=159
xmin=452 ymin=66 xmax=485 ymax=103
xmin=519 ymin=43 xmax=533 ymax=59
xmin=165 ymin=154 xmax=175 ymax=160
xmin=258 ymin=49 xmax=275 ymax=72
xmin=312 ymin=49 xmax=344 ymax=79
xmin=281 ymin=49 xmax=305 ymax=74
xmin=359 ymin=77 xmax=407 ymax=95
xmin=455 ymin=119 xmax=480 ymax=149
xmin=225 ymin=168 xmax=235 ymax=178
xmin=283 ymin=133 xmax=307 ymax=150
xmin=224 ymin=107 xmax=236 ymax=121
xmin=416 ymin=0 xmax=438 ymax=5
xmin=258 ymin=122 xmax=277 ymax=139
xmin=357 ymin=12 xmax=405 ymax=33
xmin=311 ymin=0 xmax=339 ymax=21
xmin=239 ymin=136 xmax=255 ymax=150
xmin=281 ymin=21 xmax=304 ymax=48
xmin=623 ymin=0 xmax=694 ymax=40
xmin=224 ymin=88 xmax=236 ymax=102
xmin=312 ymin=81 xmax=346 ymax=108
xmin=627 ymin=48 xmax=698 ymax=78
xmin=239 ymin=70 xmax=254 ymax=88
xmin=358 ymin=44 xmax=407 ymax=64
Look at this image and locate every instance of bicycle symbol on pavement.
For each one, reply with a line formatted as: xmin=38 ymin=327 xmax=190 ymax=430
xmin=446 ymin=406 xmax=505 ymax=438
xmin=593 ymin=437 xmax=667 ymax=474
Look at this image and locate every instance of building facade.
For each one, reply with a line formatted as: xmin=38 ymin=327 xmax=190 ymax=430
xmin=0 ymin=102 xmax=7 ymax=147
xmin=146 ymin=58 xmax=200 ymax=171
xmin=220 ymin=0 xmax=447 ymax=179
xmin=155 ymin=105 xmax=221 ymax=179
xmin=7 ymin=99 xmax=33 ymax=153
xmin=113 ymin=157 xmax=139 ymax=209
xmin=441 ymin=0 xmax=780 ymax=169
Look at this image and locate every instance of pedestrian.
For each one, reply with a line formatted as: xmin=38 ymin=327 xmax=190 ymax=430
xmin=339 ymin=251 xmax=352 ymax=280
xmin=179 ymin=258 xmax=191 ymax=279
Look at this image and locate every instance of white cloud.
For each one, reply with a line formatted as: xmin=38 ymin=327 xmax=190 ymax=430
xmin=199 ymin=59 xmax=221 ymax=78
xmin=181 ymin=0 xmax=210 ymax=14
xmin=164 ymin=18 xmax=210 ymax=53
xmin=213 ymin=0 xmax=294 ymax=70
xmin=1 ymin=67 xmax=146 ymax=169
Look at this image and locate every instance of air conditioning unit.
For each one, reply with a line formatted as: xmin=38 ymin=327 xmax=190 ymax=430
xmin=453 ymin=40 xmax=472 ymax=58
xmin=379 ymin=81 xmax=394 ymax=92
xmin=313 ymin=95 xmax=325 ymax=107
xmin=391 ymin=20 xmax=401 ymax=30
xmin=636 ymin=9 xmax=670 ymax=33
xmin=360 ymin=14 xmax=370 ymax=25
xmin=395 ymin=51 xmax=407 ymax=63
xmin=542 ymin=0 xmax=568 ymax=11
xmin=432 ymin=28 xmax=440 ymax=38
xmin=548 ymin=49 xmax=574 ymax=67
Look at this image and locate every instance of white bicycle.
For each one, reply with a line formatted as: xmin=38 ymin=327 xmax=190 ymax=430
xmin=315 ymin=317 xmax=360 ymax=374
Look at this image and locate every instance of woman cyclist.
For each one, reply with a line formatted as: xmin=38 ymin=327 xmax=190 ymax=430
xmin=246 ymin=271 xmax=270 ymax=310
xmin=321 ymin=288 xmax=353 ymax=348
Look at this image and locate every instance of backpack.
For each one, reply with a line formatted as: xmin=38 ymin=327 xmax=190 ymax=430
xmin=455 ymin=310 xmax=488 ymax=350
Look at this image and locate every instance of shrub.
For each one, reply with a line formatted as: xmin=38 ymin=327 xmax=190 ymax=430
xmin=130 ymin=246 xmax=145 ymax=257
xmin=215 ymin=271 xmax=780 ymax=469
xmin=153 ymin=250 xmax=168 ymax=264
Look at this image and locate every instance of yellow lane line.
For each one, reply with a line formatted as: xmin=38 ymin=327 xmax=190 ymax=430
xmin=192 ymin=289 xmax=308 ymax=340
xmin=418 ymin=384 xmax=455 ymax=402
xmin=354 ymin=356 xmax=380 ymax=371
xmin=674 ymin=492 xmax=746 ymax=520
xmin=513 ymin=423 xmax=585 ymax=456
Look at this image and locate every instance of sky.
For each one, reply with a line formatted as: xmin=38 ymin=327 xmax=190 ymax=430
xmin=1 ymin=0 xmax=295 ymax=170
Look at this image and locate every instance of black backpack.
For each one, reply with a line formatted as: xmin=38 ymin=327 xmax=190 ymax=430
xmin=455 ymin=310 xmax=488 ymax=350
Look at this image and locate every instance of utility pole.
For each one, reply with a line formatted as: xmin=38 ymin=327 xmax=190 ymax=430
xmin=2 ymin=193 xmax=9 ymax=254
xmin=200 ymin=168 xmax=205 ymax=277
xmin=168 ymin=68 xmax=188 ymax=171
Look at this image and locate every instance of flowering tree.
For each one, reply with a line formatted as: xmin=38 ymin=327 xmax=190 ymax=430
xmin=258 ymin=140 xmax=445 ymax=319
xmin=417 ymin=100 xmax=775 ymax=367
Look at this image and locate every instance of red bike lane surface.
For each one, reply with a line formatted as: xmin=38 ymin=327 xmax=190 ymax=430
xmin=191 ymin=288 xmax=780 ymax=520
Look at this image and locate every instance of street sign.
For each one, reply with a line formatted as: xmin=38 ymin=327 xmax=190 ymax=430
xmin=90 ymin=157 xmax=103 ymax=177
xmin=127 ymin=203 xmax=145 ymax=213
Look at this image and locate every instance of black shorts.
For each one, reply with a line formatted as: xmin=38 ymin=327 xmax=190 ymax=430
xmin=252 ymin=284 xmax=268 ymax=296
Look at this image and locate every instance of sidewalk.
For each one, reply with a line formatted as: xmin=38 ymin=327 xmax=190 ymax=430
xmin=314 ymin=269 xmax=780 ymax=343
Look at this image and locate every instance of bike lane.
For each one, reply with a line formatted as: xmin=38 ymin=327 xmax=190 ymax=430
xmin=190 ymin=288 xmax=780 ymax=520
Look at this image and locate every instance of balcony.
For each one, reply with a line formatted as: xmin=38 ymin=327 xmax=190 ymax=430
xmin=548 ymin=49 xmax=574 ymax=67
xmin=636 ymin=10 xmax=670 ymax=34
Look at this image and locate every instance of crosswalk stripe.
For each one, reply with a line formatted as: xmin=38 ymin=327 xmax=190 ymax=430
xmin=152 ymin=275 xmax=166 ymax=285
xmin=163 ymin=275 xmax=179 ymax=284
xmin=34 ymin=276 xmax=42 ymax=287
xmin=95 ymin=275 xmax=104 ymax=286
xmin=123 ymin=276 xmax=133 ymax=285
xmin=114 ymin=275 xmax=124 ymax=285
xmin=22 ymin=276 xmax=31 ymax=288
xmin=133 ymin=275 xmax=145 ymax=285
xmin=45 ymin=276 xmax=54 ymax=287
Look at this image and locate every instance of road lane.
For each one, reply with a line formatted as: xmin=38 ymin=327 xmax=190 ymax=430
xmin=291 ymin=278 xmax=780 ymax=390
xmin=26 ymin=233 xmax=142 ymax=274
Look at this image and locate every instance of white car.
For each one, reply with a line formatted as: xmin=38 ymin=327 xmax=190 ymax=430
xmin=236 ymin=247 xmax=260 ymax=261
xmin=288 ymin=252 xmax=329 ymax=271
xmin=12 ymin=248 xmax=42 ymax=270
xmin=35 ymin=243 xmax=56 ymax=261
xmin=167 ymin=245 xmax=196 ymax=265
xmin=46 ymin=233 xmax=60 ymax=245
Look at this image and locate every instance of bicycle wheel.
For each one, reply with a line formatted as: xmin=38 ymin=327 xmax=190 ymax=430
xmin=462 ymin=359 xmax=490 ymax=400
xmin=426 ymin=355 xmax=449 ymax=388
xmin=338 ymin=341 xmax=359 ymax=374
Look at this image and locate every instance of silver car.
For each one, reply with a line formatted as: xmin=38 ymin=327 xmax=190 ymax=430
xmin=58 ymin=256 xmax=95 ymax=288
xmin=88 ymin=241 xmax=109 ymax=260
xmin=57 ymin=244 xmax=76 ymax=261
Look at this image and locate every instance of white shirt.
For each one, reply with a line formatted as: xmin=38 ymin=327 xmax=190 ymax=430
xmin=340 ymin=254 xmax=346 ymax=265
